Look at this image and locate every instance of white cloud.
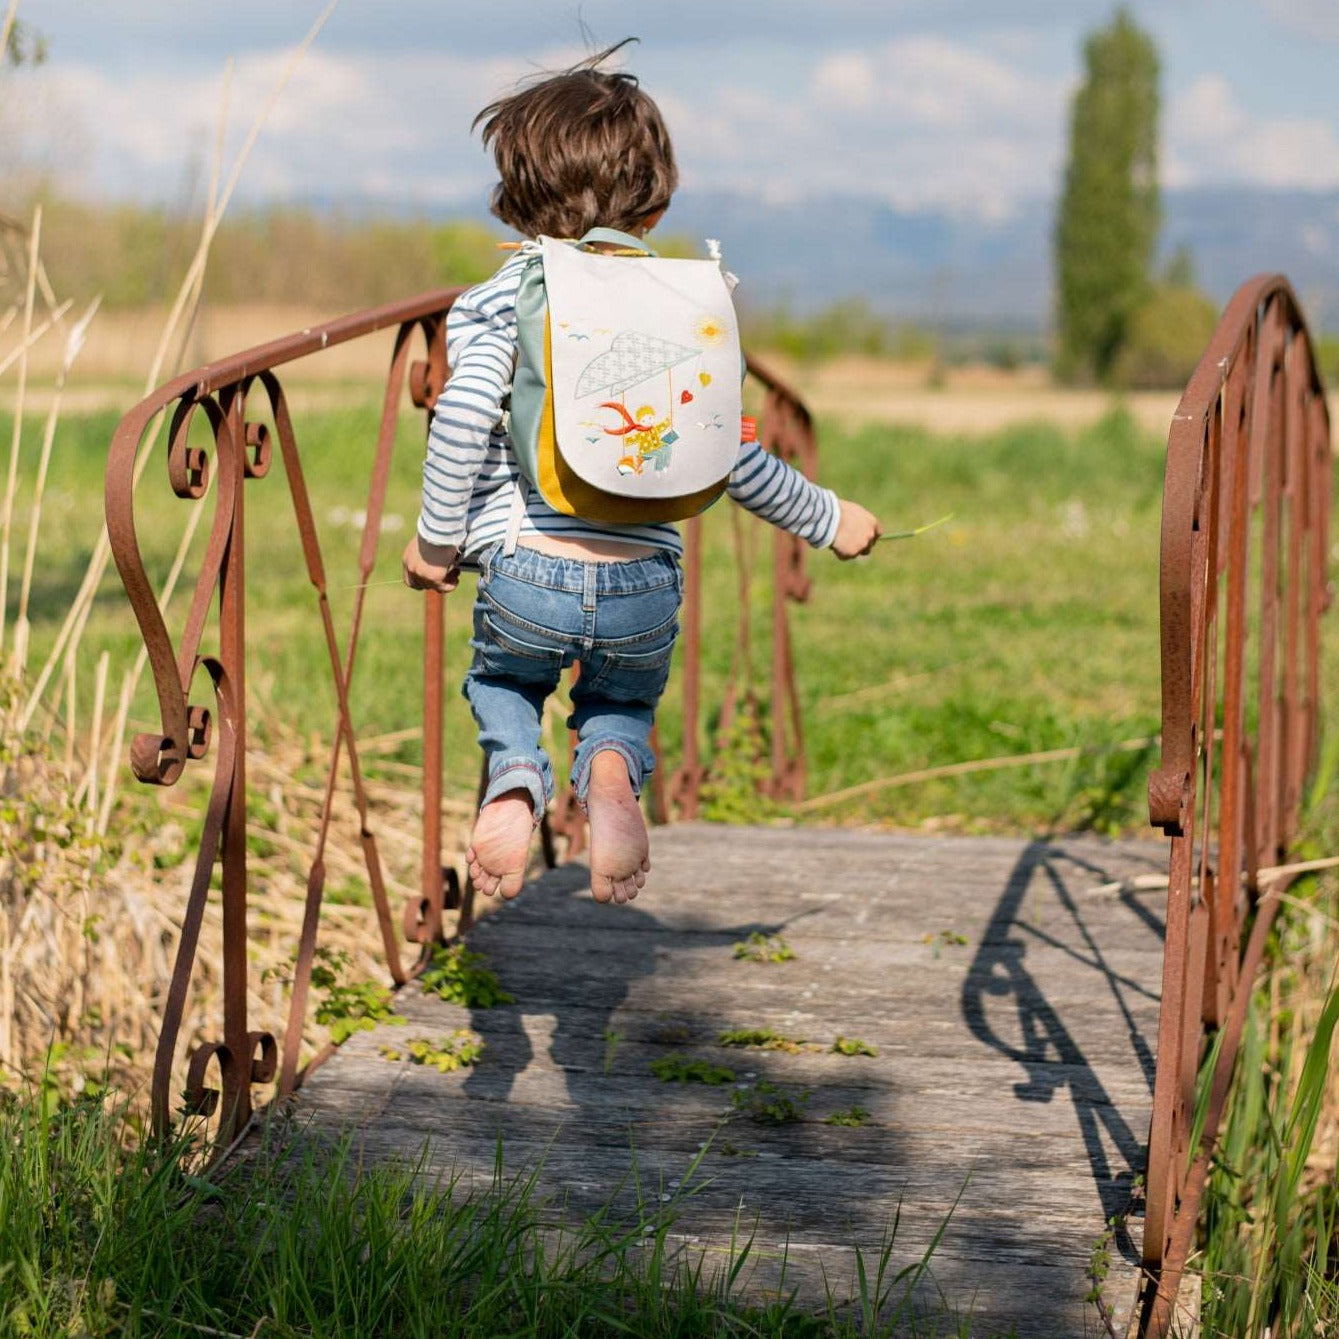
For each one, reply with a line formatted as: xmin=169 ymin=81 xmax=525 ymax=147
xmin=811 ymin=36 xmax=1057 ymax=133
xmin=23 ymin=34 xmax=1073 ymax=220
xmin=664 ymin=36 xmax=1070 ymax=218
xmin=1166 ymin=75 xmax=1339 ymax=191
xmin=27 ymin=26 xmax=1339 ymax=223
xmin=22 ymin=45 xmax=586 ymax=207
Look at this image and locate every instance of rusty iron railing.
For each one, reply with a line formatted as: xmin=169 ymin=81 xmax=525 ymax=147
xmin=105 ymin=293 xmax=819 ymax=1141
xmin=1141 ymin=274 xmax=1332 ymax=1333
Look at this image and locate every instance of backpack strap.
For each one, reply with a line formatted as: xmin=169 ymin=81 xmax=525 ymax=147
xmin=502 ymin=476 xmax=527 ymax=557
xmin=577 ymin=227 xmax=657 ymax=257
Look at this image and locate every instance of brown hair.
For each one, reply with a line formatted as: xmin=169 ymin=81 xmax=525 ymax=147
xmin=473 ymin=41 xmax=677 ymax=239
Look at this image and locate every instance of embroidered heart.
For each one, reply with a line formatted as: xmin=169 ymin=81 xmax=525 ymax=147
xmin=698 ymin=372 xmax=712 ymax=386
xmin=680 ymin=389 xmax=694 ymax=404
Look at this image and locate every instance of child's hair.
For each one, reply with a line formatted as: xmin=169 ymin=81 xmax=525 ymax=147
xmin=473 ymin=40 xmax=677 ymax=240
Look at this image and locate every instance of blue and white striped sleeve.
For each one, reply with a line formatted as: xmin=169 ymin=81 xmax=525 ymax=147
xmin=727 ymin=440 xmax=841 ymax=548
xmin=416 ymin=290 xmax=516 ymax=549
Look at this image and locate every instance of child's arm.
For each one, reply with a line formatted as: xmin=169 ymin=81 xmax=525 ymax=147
xmin=403 ymin=286 xmax=517 ymax=590
xmin=727 ymin=439 xmax=881 ymax=557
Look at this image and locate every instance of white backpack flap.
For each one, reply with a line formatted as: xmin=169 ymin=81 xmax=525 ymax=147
xmin=541 ymin=237 xmax=743 ymax=501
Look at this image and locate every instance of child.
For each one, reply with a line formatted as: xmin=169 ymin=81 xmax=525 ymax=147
xmin=403 ymin=45 xmax=880 ymax=906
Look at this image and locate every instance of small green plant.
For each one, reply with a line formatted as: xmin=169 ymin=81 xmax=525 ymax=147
xmin=699 ymin=704 xmax=780 ymax=823
xmin=922 ymin=928 xmax=969 ymax=957
xmin=832 ymin=1036 xmax=878 ymax=1058
xmin=650 ymin=1054 xmax=736 ymax=1085
xmin=732 ymin=932 xmax=796 ymax=964
xmin=419 ymin=943 xmax=514 ymax=1008
xmin=602 ymin=1027 xmax=623 ymax=1076
xmin=824 ymin=1106 xmax=872 ymax=1127
xmin=379 ymin=1030 xmax=484 ymax=1073
xmin=1085 ymin=1216 xmax=1115 ymax=1306
xmin=730 ymin=1080 xmax=810 ymax=1126
xmin=718 ymin=1026 xmax=807 ymax=1052
xmin=311 ymin=947 xmax=406 ymax=1044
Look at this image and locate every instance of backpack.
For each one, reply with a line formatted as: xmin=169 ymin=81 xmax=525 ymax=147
xmin=508 ymin=228 xmax=744 ymax=526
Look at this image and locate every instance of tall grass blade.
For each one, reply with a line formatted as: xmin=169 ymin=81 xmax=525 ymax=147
xmin=1279 ymin=976 xmax=1339 ymax=1210
xmin=0 ymin=203 xmax=40 ymax=659
xmin=14 ymin=295 xmax=100 ymax=676
xmin=18 ymin=5 xmax=339 ymax=733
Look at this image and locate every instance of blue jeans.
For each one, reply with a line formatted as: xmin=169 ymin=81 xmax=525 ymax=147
xmin=463 ymin=543 xmax=683 ymax=814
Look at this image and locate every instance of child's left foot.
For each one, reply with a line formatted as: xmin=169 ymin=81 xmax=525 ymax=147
xmin=586 ymin=750 xmax=649 ymax=904
xmin=467 ymin=789 xmax=534 ymax=899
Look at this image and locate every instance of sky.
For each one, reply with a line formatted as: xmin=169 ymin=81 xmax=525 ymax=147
xmin=7 ymin=1 xmax=1339 ymax=223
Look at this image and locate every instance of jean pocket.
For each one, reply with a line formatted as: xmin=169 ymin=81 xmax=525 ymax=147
xmin=476 ymin=610 xmax=566 ymax=681
xmin=584 ymin=629 xmax=677 ymax=704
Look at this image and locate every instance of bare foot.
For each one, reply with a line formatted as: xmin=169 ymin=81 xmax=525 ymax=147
xmin=466 ymin=789 xmax=534 ymax=899
xmin=586 ymin=750 xmax=649 ymax=904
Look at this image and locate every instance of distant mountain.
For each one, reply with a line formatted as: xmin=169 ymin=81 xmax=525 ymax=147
xmin=657 ymin=187 xmax=1339 ymax=331
xmin=311 ymin=183 xmax=1339 ymax=331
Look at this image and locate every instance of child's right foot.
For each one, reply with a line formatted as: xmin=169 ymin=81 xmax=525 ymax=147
xmin=586 ymin=750 xmax=649 ymax=904
xmin=467 ymin=789 xmax=534 ymax=899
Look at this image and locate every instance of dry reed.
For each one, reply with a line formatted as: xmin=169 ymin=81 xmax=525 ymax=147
xmin=0 ymin=692 xmax=468 ymax=1105
xmin=0 ymin=2 xmax=451 ymax=1121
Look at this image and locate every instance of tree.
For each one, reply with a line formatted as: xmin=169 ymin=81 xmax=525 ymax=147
xmin=3 ymin=20 xmax=47 ymax=68
xmin=1053 ymin=8 xmax=1160 ymax=384
xmin=1111 ymin=247 xmax=1218 ymax=388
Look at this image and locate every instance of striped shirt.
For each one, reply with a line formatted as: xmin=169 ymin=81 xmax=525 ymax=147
xmin=416 ymin=251 xmax=840 ymax=560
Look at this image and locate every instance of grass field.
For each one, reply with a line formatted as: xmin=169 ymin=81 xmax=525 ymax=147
xmin=7 ymin=377 xmax=1339 ymax=1337
xmin=10 ymin=394 xmax=1193 ymax=840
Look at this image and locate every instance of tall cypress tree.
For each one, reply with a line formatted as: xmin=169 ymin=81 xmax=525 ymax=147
xmin=1054 ymin=8 xmax=1160 ymax=384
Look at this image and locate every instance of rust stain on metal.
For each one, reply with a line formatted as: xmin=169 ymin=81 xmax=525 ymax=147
xmin=1141 ymin=273 xmax=1332 ymax=1335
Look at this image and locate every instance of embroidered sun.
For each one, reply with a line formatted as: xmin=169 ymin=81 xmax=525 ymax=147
xmin=694 ymin=314 xmax=729 ymax=347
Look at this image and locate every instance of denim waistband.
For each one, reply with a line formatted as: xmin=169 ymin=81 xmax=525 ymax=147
xmin=480 ymin=542 xmax=681 ymax=595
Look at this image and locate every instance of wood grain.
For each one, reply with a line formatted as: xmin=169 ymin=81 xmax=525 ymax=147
xmin=290 ymin=826 xmax=1165 ymax=1337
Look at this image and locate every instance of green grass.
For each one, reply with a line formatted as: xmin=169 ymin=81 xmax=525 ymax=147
xmin=650 ymin=1053 xmax=737 ymax=1085
xmin=733 ymin=932 xmax=797 ymax=963
xmin=6 ymin=401 xmax=1193 ymax=833
xmin=0 ymin=1089 xmax=1011 ymax=1339
xmin=824 ymin=1106 xmax=873 ymax=1128
xmin=719 ymin=1026 xmax=809 ymax=1052
xmin=11 ymin=394 xmax=1339 ymax=1329
xmin=379 ymin=1030 xmax=485 ymax=1072
xmin=831 ymin=1037 xmax=879 ymax=1058
xmin=1166 ymin=718 xmax=1339 ymax=1333
xmin=730 ymin=1079 xmax=812 ymax=1126
xmin=1193 ymin=764 xmax=1339 ymax=1336
xmin=418 ymin=943 xmax=515 ymax=1008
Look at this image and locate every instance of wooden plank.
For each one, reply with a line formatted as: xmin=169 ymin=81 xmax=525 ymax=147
xmin=285 ymin=830 xmax=1160 ymax=1337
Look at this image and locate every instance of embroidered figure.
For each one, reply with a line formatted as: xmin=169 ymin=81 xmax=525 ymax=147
xmin=598 ymin=400 xmax=676 ymax=474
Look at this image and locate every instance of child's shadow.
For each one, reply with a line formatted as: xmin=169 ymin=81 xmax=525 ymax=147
xmin=462 ymin=861 xmax=787 ymax=1129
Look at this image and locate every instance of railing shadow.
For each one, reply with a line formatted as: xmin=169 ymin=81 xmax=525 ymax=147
xmin=961 ymin=838 xmax=1166 ymax=1264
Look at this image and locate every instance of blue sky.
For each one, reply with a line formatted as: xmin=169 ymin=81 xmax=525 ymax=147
xmin=9 ymin=1 xmax=1339 ymax=220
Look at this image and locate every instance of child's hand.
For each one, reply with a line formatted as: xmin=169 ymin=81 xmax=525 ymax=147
xmin=402 ymin=536 xmax=461 ymax=593
xmin=831 ymin=499 xmax=882 ymax=559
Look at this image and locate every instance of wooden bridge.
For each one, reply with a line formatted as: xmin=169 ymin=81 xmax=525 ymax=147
xmin=106 ymin=274 xmax=1332 ymax=1336
xmin=300 ymin=827 xmax=1165 ymax=1336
